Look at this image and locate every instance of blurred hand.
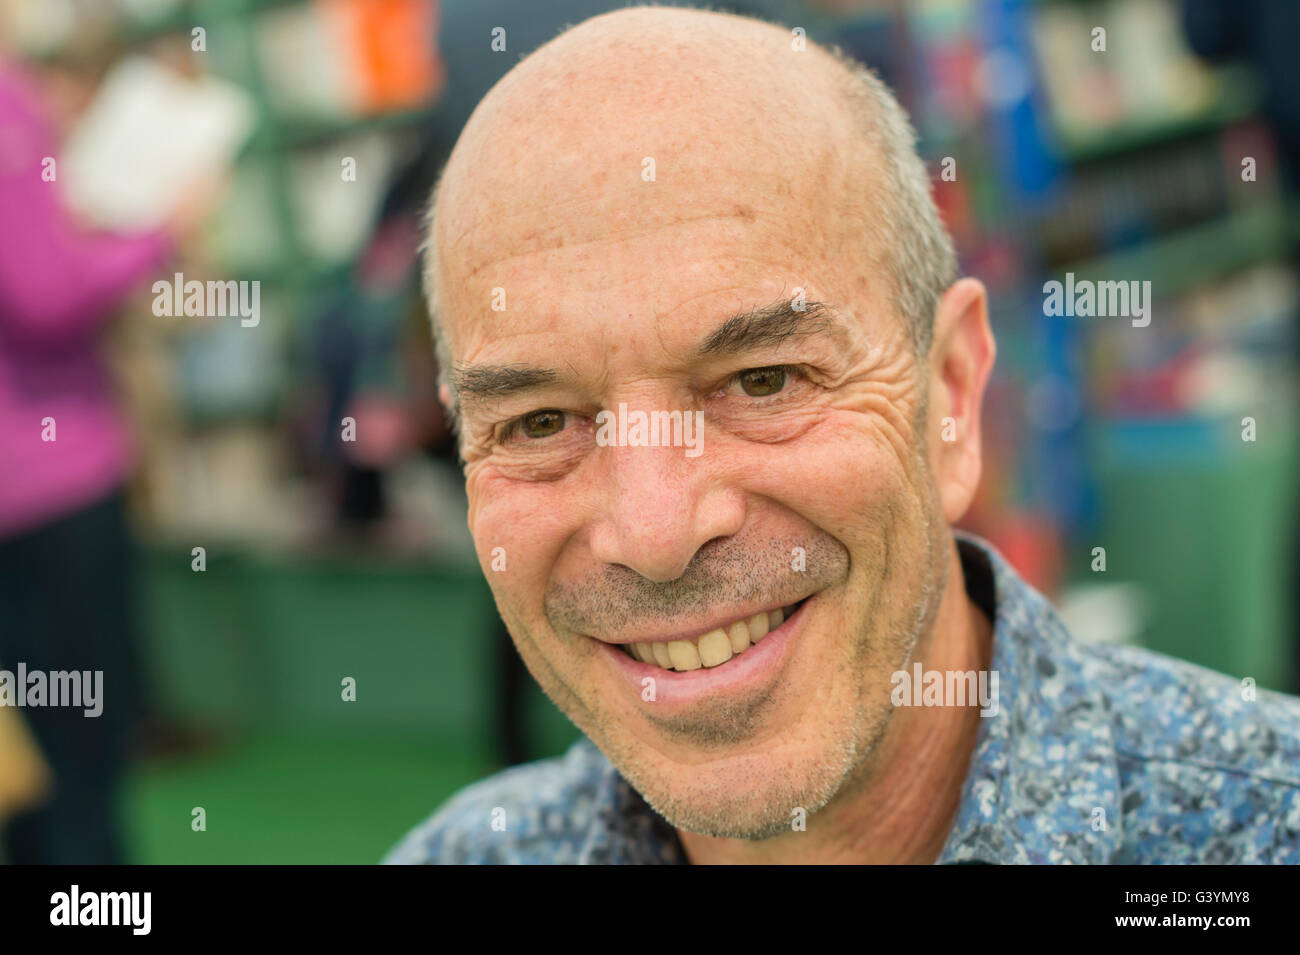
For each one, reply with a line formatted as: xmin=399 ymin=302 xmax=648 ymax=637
xmin=343 ymin=393 xmax=414 ymax=469
xmin=164 ymin=170 xmax=229 ymax=252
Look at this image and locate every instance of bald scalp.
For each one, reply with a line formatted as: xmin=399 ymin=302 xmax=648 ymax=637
xmin=422 ymin=5 xmax=956 ymax=418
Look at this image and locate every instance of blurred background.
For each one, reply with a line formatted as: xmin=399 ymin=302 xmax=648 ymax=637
xmin=0 ymin=0 xmax=1296 ymax=863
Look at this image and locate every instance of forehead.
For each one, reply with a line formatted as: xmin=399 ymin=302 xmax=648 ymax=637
xmin=432 ymin=48 xmax=888 ymax=366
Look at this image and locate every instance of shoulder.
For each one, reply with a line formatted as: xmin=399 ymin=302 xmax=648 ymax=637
xmin=1082 ymin=640 xmax=1300 ymax=777
xmin=967 ymin=532 xmax=1300 ymax=861
xmin=1079 ymin=641 xmax=1300 ymax=862
xmin=382 ymin=738 xmax=612 ymax=865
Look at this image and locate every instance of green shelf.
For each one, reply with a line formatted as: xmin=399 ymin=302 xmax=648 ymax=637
xmin=255 ymin=107 xmax=433 ymax=150
xmin=1089 ymin=420 xmax=1297 ymax=692
xmin=120 ymin=0 xmax=307 ymax=40
xmin=1057 ymin=203 xmax=1290 ymax=298
xmin=1053 ymin=67 xmax=1261 ymax=164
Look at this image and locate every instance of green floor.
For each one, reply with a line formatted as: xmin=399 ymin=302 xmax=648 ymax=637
xmin=123 ymin=729 xmax=491 ymax=864
xmin=123 ymin=544 xmax=585 ymax=864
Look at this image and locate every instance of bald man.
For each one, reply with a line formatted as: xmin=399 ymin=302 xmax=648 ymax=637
xmin=386 ymin=6 xmax=1300 ymax=864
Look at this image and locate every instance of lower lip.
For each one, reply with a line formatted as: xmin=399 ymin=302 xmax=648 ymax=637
xmin=598 ymin=598 xmax=810 ymax=710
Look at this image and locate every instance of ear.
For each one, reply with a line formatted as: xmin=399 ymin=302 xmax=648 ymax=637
xmin=926 ymin=277 xmax=995 ymax=524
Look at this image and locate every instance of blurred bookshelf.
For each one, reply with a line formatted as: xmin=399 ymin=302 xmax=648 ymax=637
xmin=887 ymin=0 xmax=1299 ymax=688
xmin=1062 ymin=204 xmax=1290 ymax=296
xmin=1053 ymin=64 xmax=1260 ymax=164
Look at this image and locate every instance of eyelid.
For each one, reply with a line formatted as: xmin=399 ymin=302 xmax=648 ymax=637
xmin=497 ymin=418 xmax=523 ymax=443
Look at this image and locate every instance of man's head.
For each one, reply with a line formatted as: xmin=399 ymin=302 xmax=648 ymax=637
xmin=425 ymin=5 xmax=995 ymax=839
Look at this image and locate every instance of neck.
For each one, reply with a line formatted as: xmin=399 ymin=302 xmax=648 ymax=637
xmin=677 ymin=542 xmax=993 ymax=864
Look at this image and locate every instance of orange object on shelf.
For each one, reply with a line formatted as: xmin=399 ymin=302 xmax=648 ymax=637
xmin=324 ymin=0 xmax=445 ymax=114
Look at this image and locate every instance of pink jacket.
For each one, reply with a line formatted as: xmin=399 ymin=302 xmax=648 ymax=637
xmin=0 ymin=64 xmax=170 ymax=538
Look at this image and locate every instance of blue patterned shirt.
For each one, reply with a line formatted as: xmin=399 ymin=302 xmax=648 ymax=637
xmin=385 ymin=535 xmax=1300 ymax=864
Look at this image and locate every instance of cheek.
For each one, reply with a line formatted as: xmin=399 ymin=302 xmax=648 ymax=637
xmin=742 ymin=410 xmax=923 ymax=539
xmin=466 ymin=468 xmax=579 ymax=618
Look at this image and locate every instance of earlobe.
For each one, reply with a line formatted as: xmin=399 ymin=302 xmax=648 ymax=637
xmin=929 ymin=278 xmax=995 ymax=523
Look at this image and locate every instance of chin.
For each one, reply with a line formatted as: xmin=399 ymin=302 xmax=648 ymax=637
xmin=610 ymin=716 xmax=870 ymax=841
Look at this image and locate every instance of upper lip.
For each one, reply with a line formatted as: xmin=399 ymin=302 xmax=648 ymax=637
xmin=589 ymin=595 xmax=809 ymax=646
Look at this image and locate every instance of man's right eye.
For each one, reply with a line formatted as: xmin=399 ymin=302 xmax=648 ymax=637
xmin=505 ymin=409 xmax=567 ymax=441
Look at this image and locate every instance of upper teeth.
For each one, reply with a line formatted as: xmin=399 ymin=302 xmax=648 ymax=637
xmin=622 ymin=604 xmax=796 ymax=671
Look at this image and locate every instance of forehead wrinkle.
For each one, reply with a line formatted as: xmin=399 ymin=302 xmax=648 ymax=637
xmin=455 ymin=206 xmax=762 ymax=287
xmin=440 ymin=53 xmax=859 ymax=287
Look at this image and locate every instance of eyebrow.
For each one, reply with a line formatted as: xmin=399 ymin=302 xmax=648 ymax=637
xmin=451 ymin=363 xmax=560 ymax=408
xmin=452 ymin=298 xmax=842 ymax=410
xmin=697 ymin=298 xmax=837 ymax=356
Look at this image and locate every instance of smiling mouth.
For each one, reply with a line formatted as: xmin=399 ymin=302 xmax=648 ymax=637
xmin=618 ymin=598 xmax=807 ymax=671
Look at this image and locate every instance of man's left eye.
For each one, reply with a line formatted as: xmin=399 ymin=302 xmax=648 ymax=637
xmin=501 ymin=409 xmax=568 ymax=442
xmin=728 ymin=366 xmax=789 ymax=397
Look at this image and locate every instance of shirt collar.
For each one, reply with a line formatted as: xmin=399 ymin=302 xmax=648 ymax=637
xmin=579 ymin=762 xmax=688 ymax=864
xmin=936 ymin=534 xmax=1122 ymax=863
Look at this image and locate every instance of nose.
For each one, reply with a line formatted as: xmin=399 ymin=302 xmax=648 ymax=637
xmin=587 ymin=438 xmax=745 ymax=584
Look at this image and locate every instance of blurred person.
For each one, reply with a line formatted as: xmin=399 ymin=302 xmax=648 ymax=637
xmin=309 ymin=215 xmax=423 ymax=535
xmin=386 ymin=6 xmax=1300 ymax=864
xmin=0 ymin=26 xmax=202 ymax=863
